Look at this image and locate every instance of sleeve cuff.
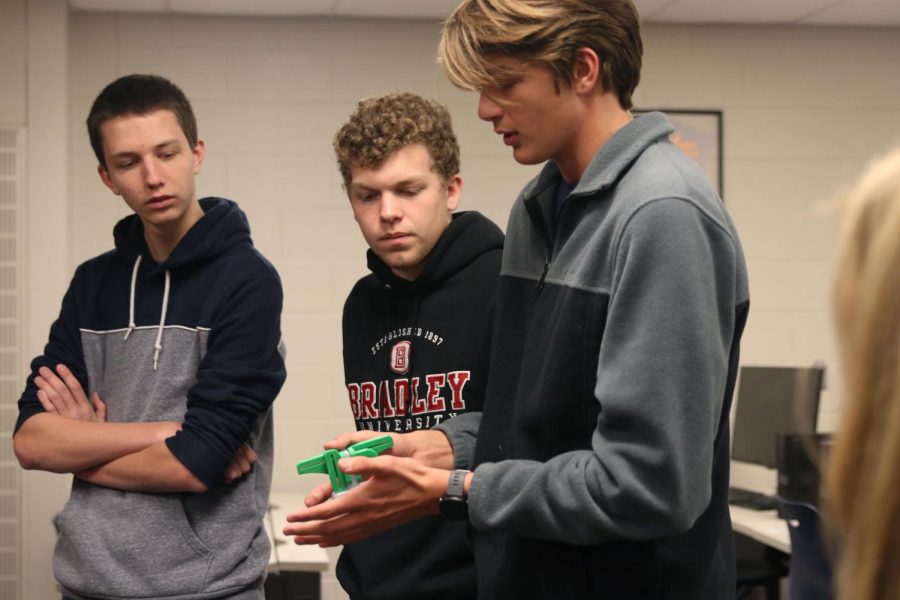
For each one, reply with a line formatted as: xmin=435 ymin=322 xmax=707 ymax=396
xmin=435 ymin=411 xmax=481 ymax=470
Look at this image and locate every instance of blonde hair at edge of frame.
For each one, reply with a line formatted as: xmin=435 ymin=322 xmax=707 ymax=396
xmin=438 ymin=0 xmax=642 ymax=110
xmin=827 ymin=147 xmax=900 ymax=600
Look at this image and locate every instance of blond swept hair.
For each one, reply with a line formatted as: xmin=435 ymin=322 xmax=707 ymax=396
xmin=334 ymin=92 xmax=460 ymax=190
xmin=827 ymin=147 xmax=900 ymax=600
xmin=438 ymin=0 xmax=642 ymax=109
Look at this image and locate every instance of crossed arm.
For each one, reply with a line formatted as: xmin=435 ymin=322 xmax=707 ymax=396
xmin=13 ymin=363 xmax=255 ymax=493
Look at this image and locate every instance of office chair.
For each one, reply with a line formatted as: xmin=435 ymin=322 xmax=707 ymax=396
xmin=778 ymin=498 xmax=834 ymax=600
xmin=735 ymin=531 xmax=788 ymax=600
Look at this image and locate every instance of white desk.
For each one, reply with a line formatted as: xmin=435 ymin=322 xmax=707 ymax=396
xmin=730 ymin=504 xmax=791 ymax=554
xmin=266 ymin=493 xmax=330 ymax=573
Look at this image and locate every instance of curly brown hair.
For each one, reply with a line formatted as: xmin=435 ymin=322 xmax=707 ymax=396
xmin=334 ymin=92 xmax=460 ymax=190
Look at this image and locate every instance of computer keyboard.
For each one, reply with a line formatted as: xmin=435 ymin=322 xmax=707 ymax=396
xmin=728 ymin=487 xmax=779 ymax=511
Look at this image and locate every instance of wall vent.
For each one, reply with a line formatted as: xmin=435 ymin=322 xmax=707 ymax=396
xmin=0 ymin=127 xmax=23 ymax=600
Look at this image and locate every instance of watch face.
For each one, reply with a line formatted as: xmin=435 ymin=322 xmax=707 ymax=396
xmin=439 ymin=497 xmax=468 ymax=521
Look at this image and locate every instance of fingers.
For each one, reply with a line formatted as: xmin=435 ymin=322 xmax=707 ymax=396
xmin=91 ymin=393 xmax=107 ymax=422
xmin=284 ymin=513 xmax=351 ymax=546
xmin=223 ymin=444 xmax=256 ymax=484
xmin=34 ymin=368 xmax=76 ymax=414
xmin=324 ymin=430 xmax=385 ymax=451
xmin=240 ymin=443 xmax=257 ymax=465
xmin=36 ymin=389 xmax=59 ymax=413
xmin=287 ymin=492 xmax=353 ymax=524
xmin=305 ymin=484 xmax=333 ymax=508
xmin=283 ymin=504 xmax=408 ymax=547
xmin=34 ymin=364 xmax=95 ymax=420
xmin=337 ymin=454 xmax=408 ymax=477
xmin=55 ymin=364 xmax=89 ymax=404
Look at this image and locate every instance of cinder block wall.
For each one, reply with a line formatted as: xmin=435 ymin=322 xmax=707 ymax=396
xmin=49 ymin=11 xmax=900 ymax=599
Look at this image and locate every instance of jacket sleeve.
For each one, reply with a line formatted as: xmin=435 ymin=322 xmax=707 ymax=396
xmin=15 ymin=267 xmax=88 ymax=432
xmin=435 ymin=411 xmax=481 ymax=470
xmin=468 ymin=198 xmax=741 ymax=544
xmin=165 ymin=269 xmax=286 ymax=488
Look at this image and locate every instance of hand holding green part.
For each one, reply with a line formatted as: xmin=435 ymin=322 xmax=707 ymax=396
xmin=296 ymin=435 xmax=394 ymax=496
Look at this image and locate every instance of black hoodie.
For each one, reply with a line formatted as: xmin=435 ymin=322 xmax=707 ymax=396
xmin=337 ymin=211 xmax=503 ymax=600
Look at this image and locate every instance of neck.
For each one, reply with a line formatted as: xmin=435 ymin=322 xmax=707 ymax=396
xmin=556 ymin=95 xmax=633 ymax=183
xmin=144 ymin=200 xmax=203 ymax=262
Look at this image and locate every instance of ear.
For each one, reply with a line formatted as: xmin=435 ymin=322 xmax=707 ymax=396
xmin=192 ymin=138 xmax=206 ymax=174
xmin=445 ymin=174 xmax=462 ymax=212
xmin=572 ymin=47 xmax=601 ymax=96
xmin=97 ymin=164 xmax=120 ymax=196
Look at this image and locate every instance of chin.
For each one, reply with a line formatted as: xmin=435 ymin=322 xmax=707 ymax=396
xmin=512 ymin=149 xmax=546 ymax=166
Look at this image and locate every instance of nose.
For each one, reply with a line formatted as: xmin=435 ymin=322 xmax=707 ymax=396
xmin=379 ymin=193 xmax=402 ymax=222
xmin=142 ymin=158 xmax=164 ymax=189
xmin=477 ymin=92 xmax=502 ymax=122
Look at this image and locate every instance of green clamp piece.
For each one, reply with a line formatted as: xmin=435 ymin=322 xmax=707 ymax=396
xmin=296 ymin=435 xmax=394 ymax=496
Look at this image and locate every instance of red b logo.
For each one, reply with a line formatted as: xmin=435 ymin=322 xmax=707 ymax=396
xmin=390 ymin=341 xmax=411 ymax=375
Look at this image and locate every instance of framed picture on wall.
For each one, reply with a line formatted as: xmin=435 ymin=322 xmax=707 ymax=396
xmin=634 ymin=109 xmax=723 ymax=199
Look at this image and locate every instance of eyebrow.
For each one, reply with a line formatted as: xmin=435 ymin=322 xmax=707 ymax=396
xmin=350 ymin=176 xmax=429 ymax=192
xmin=109 ymin=139 xmax=180 ymax=159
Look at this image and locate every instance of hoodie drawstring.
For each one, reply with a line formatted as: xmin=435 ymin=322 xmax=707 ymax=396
xmin=153 ymin=270 xmax=170 ymax=371
xmin=122 ymin=254 xmax=171 ymax=371
xmin=123 ymin=255 xmax=142 ymax=341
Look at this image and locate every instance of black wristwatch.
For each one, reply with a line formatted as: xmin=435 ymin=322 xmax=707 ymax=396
xmin=439 ymin=469 xmax=470 ymax=521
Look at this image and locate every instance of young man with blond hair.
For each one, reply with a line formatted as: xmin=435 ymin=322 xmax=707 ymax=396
xmin=286 ymin=2 xmax=748 ymax=598
xmin=332 ymin=91 xmax=502 ymax=599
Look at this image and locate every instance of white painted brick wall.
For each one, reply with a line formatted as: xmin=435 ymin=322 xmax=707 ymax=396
xmin=56 ymin=13 xmax=900 ymax=599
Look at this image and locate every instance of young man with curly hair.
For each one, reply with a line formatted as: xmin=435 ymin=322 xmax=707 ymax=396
xmin=331 ymin=91 xmax=503 ymax=599
xmin=286 ymin=2 xmax=749 ymax=598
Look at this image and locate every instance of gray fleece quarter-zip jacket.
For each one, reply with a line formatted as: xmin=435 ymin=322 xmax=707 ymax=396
xmin=438 ymin=112 xmax=749 ymax=599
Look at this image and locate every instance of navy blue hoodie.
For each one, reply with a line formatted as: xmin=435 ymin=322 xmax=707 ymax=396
xmin=16 ymin=197 xmax=286 ymax=599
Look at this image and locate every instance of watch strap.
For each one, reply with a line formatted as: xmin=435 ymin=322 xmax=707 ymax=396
xmin=445 ymin=469 xmax=468 ymax=499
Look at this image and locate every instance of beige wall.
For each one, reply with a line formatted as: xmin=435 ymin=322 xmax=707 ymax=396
xmin=0 ymin=0 xmax=27 ymax=127
xmin=11 ymin=8 xmax=900 ymax=600
xmin=3 ymin=1 xmax=72 ymax=599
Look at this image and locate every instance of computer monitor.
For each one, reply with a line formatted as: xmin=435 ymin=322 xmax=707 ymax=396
xmin=730 ymin=365 xmax=825 ymax=469
xmin=777 ymin=432 xmax=833 ymax=507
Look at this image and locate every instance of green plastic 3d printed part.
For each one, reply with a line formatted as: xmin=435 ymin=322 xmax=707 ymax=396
xmin=295 ymin=435 xmax=394 ymax=496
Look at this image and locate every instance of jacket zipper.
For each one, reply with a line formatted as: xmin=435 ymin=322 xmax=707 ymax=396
xmin=537 ymin=258 xmax=550 ymax=290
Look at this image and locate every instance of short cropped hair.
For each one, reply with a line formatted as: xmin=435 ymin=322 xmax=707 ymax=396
xmin=439 ymin=0 xmax=643 ymax=110
xmin=87 ymin=74 xmax=198 ymax=168
xmin=334 ymin=92 xmax=460 ymax=190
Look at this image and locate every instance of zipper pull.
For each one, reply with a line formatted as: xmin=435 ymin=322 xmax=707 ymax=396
xmin=537 ymin=259 xmax=550 ymax=290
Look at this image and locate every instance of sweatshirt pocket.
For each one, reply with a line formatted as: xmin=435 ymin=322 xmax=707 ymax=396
xmin=53 ymin=481 xmax=214 ymax=598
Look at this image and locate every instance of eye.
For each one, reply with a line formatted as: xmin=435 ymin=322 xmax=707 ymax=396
xmin=399 ymin=188 xmax=422 ymax=197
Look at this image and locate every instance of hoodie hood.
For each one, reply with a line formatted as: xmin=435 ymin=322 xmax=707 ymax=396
xmin=366 ymin=211 xmax=504 ymax=294
xmin=113 ymin=197 xmax=252 ymax=270
xmin=113 ymin=197 xmax=254 ymax=369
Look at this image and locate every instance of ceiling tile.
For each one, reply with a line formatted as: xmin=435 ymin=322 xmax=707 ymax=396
xmin=334 ymin=0 xmax=460 ymax=20
xmin=802 ymin=0 xmax=900 ymax=26
xmin=647 ymin=0 xmax=842 ymax=24
xmin=69 ymin=0 xmax=167 ymax=12
xmin=170 ymin=0 xmax=336 ymax=16
xmin=67 ymin=0 xmax=900 ymax=26
xmin=633 ymin=0 xmax=680 ymax=20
